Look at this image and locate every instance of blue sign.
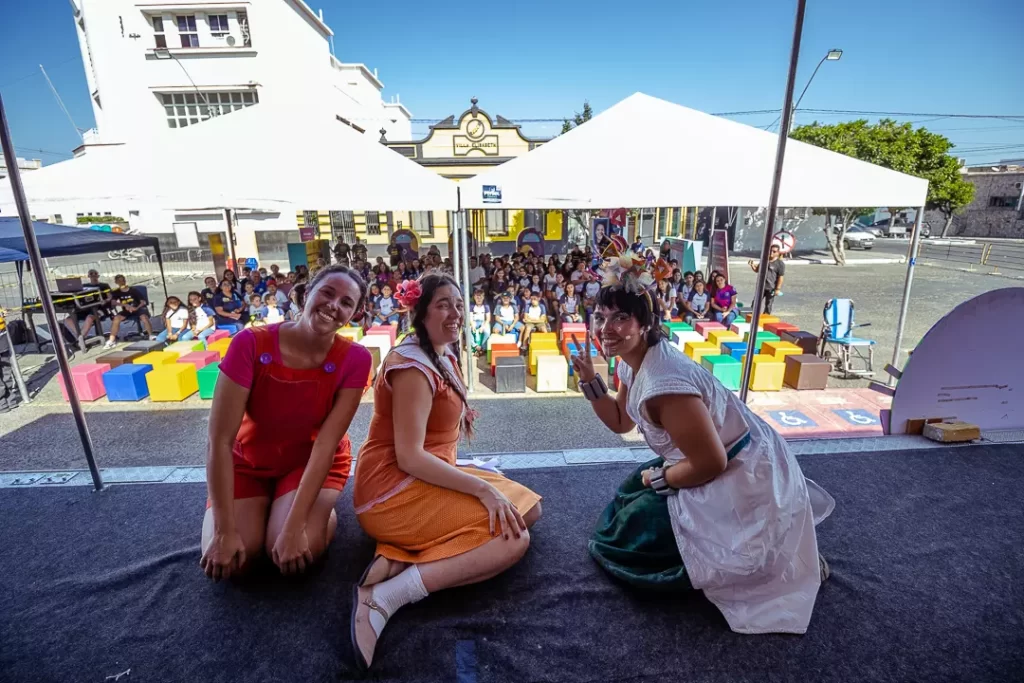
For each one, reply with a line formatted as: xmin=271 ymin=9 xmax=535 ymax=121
xmin=482 ymin=185 xmax=502 ymax=204
xmin=833 ymin=409 xmax=879 ymax=426
xmin=767 ymin=410 xmax=818 ymax=428
xmin=244 ymin=257 xmax=258 ymax=269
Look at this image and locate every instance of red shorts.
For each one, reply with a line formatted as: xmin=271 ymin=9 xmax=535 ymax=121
xmin=206 ymin=446 xmax=352 ymax=506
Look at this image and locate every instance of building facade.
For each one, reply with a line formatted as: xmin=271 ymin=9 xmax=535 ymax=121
xmin=0 ymin=157 xmax=41 ymax=181
xmin=941 ymin=166 xmax=1024 ymax=238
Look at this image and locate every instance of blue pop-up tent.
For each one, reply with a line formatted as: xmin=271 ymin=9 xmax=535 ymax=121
xmin=0 ymin=217 xmax=169 ymax=405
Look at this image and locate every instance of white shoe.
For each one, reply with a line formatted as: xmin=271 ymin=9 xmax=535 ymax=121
xmin=103 ymin=340 xmax=116 ymax=349
xmin=148 ymin=335 xmax=158 ymax=341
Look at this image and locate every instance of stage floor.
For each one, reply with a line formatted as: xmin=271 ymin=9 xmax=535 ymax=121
xmin=2 ymin=445 xmax=1022 ymax=683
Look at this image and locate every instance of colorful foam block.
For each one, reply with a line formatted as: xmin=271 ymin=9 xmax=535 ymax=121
xmin=764 ymin=321 xmax=799 ymax=336
xmin=337 ymin=327 xmax=363 ymax=342
xmin=781 ymin=330 xmax=819 ymax=355
xmin=491 ymin=348 xmax=520 ymax=376
xmin=691 ymin=344 xmax=721 ymax=364
xmin=125 ymin=339 xmax=166 ymax=352
xmin=58 ymin=363 xmax=110 ymax=402
xmin=722 ymin=341 xmax=748 ymax=361
xmin=197 ymin=362 xmax=221 ymax=399
xmin=536 ymin=355 xmax=569 ymax=393
xmin=528 ymin=341 xmax=558 ymax=369
xmin=487 ymin=333 xmax=516 ymax=350
xmin=684 ymin=340 xmax=718 ymax=360
xmin=146 ymin=363 xmax=199 ymax=402
xmin=730 ymin=322 xmax=753 ymax=337
xmin=133 ymin=351 xmax=179 ymax=366
xmin=177 ymin=350 xmax=220 ymax=369
xmin=784 ymin=354 xmax=830 ymax=390
xmin=743 ymin=331 xmax=781 ymax=352
xmin=495 ymin=356 xmax=526 ymax=393
xmin=701 ymin=354 xmax=741 ymax=391
xmin=708 ymin=329 xmax=742 ymax=347
xmin=165 ymin=340 xmax=205 ymax=355
xmin=744 ymin=313 xmax=780 ymax=325
xmin=206 ymin=339 xmax=232 ymax=359
xmin=748 ymin=354 xmax=785 ymax=391
xmin=530 ymin=348 xmax=559 ymax=375
xmin=102 ymin=364 xmax=152 ymax=401
xmin=359 ymin=334 xmax=391 ymax=369
xmin=206 ymin=329 xmax=230 ymax=344
xmin=95 ymin=350 xmax=145 ymax=368
xmin=488 ymin=342 xmax=518 ymax=365
xmin=665 ymin=321 xmax=693 ymax=332
xmin=762 ymin=340 xmax=804 ymax=360
xmin=673 ymin=330 xmax=705 ymax=347
xmin=566 ymin=344 xmax=599 ymax=376
xmin=530 ymin=332 xmax=557 ymax=345
xmin=694 ymin=321 xmax=726 ymax=339
xmin=366 ymin=324 xmax=397 ymax=346
xmin=559 ymin=322 xmax=587 ymax=342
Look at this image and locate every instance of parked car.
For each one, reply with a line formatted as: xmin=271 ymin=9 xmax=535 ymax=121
xmin=843 ymin=225 xmax=875 ymax=250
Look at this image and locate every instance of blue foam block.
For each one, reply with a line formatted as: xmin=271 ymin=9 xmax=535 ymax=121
xmin=722 ymin=341 xmax=747 ymax=361
xmin=102 ymin=364 xmax=152 ymax=401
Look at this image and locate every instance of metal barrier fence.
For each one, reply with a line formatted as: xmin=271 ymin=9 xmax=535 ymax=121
xmin=918 ymin=241 xmax=1024 ymax=275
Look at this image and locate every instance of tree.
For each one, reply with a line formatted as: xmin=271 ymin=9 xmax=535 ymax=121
xmin=927 ymin=155 xmax=975 ymax=237
xmin=560 ymin=101 xmax=593 ymax=135
xmin=791 ymin=119 xmax=967 ymax=263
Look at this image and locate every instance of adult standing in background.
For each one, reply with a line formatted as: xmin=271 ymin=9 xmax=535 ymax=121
xmin=748 ymin=244 xmax=785 ymax=315
xmin=334 ymin=239 xmax=351 ymax=266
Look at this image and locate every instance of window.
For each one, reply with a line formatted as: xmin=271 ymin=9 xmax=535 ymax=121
xmin=152 ymin=16 xmax=167 ymax=48
xmin=54 ymin=214 xmax=63 ymax=224
xmin=302 ymin=211 xmax=319 ymax=228
xmin=411 ymin=211 xmax=434 ymax=237
xmin=330 ymin=211 xmax=356 ymax=242
xmin=177 ymin=15 xmax=198 ymax=48
xmin=208 ymin=14 xmax=229 ymax=34
xmin=365 ymin=211 xmax=382 ymax=236
xmin=989 ymin=196 xmax=1018 ymax=208
xmin=486 ymin=210 xmax=508 ymax=236
xmin=160 ymin=91 xmax=258 ymax=128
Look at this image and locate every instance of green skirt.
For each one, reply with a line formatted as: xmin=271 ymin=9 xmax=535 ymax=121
xmin=588 ymin=457 xmax=693 ymax=591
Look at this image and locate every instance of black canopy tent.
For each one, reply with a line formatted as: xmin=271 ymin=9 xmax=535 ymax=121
xmin=0 ymin=217 xmax=170 ymax=408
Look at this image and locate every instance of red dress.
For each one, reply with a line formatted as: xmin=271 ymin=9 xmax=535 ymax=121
xmin=228 ymin=326 xmax=356 ymax=501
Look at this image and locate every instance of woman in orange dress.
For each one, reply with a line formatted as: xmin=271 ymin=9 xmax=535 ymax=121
xmin=350 ymin=273 xmax=542 ymax=671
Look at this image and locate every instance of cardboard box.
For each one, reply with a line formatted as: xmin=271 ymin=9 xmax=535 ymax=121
xmin=923 ymin=422 xmax=980 ymax=443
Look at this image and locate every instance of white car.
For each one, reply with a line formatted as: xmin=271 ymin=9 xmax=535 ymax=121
xmin=843 ymin=225 xmax=875 ymax=250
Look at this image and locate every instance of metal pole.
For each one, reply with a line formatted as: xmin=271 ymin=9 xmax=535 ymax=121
xmin=9 ymin=262 xmax=30 ymax=404
xmin=0 ymin=93 xmax=103 ymax=491
xmin=889 ymin=205 xmax=925 ymax=384
xmin=456 ymin=189 xmax=475 ymax=393
xmin=452 ymin=210 xmax=462 ymax=287
xmin=223 ymin=208 xmax=238 ymax=270
xmin=738 ymin=0 xmax=807 ymax=403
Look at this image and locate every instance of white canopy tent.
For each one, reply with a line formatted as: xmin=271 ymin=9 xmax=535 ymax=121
xmin=462 ymin=92 xmax=928 ymax=210
xmin=0 ymin=105 xmax=457 ymax=212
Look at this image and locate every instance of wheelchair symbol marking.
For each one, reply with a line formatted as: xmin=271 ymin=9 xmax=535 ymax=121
xmin=834 ymin=409 xmax=879 ymax=425
xmin=768 ymin=410 xmax=817 ymax=428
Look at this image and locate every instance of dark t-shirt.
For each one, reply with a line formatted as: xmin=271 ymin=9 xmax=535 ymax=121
xmin=111 ymin=286 xmax=146 ymax=312
xmin=212 ymin=290 xmax=246 ymax=324
xmin=765 ymin=259 xmax=786 ymax=290
xmin=201 ymin=287 xmax=217 ymax=305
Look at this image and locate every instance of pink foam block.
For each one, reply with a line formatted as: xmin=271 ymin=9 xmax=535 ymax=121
xmin=58 ymin=363 xmax=111 ymax=402
xmin=177 ymin=350 xmax=220 ymax=369
xmin=366 ymin=324 xmax=397 ymax=346
xmin=695 ymin=321 xmax=726 ymax=339
xmin=207 ymin=330 xmax=230 ymax=344
xmin=560 ymin=322 xmax=587 ymax=341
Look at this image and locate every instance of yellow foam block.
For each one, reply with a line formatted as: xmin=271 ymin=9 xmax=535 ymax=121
xmin=133 ymin=351 xmax=179 ymax=366
xmin=684 ymin=340 xmax=717 ymax=359
xmin=708 ymin=329 xmax=741 ymax=347
xmin=530 ymin=332 xmax=557 ymax=344
xmin=146 ymin=363 xmax=199 ymax=401
xmin=536 ymin=355 xmax=569 ymax=392
xmin=530 ymin=348 xmax=560 ymax=375
xmin=759 ymin=315 xmax=780 ymax=325
xmin=762 ymin=340 xmax=803 ymax=360
xmin=691 ymin=344 xmax=721 ymax=364
xmin=164 ymin=341 xmax=200 ymax=355
xmin=337 ymin=327 xmax=363 ymax=341
xmin=206 ymin=339 xmax=232 ymax=359
xmin=748 ymin=354 xmax=785 ymax=391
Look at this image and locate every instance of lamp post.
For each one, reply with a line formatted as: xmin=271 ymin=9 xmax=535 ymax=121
xmin=789 ymin=48 xmax=842 ymax=134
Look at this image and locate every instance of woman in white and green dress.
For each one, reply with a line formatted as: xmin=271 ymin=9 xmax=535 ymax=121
xmin=572 ymin=267 xmax=834 ymax=634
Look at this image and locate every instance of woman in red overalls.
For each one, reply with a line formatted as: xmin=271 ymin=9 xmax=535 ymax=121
xmin=201 ymin=264 xmax=372 ymax=580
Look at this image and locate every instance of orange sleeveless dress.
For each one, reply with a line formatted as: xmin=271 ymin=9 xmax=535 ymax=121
xmin=353 ymin=342 xmax=541 ymax=563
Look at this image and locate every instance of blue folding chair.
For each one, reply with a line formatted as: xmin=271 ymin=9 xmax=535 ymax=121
xmin=818 ymin=298 xmax=875 ymax=378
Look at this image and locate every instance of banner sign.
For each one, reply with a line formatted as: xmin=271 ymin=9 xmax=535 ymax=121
xmin=482 ymin=185 xmax=502 ymax=204
xmin=208 ymin=234 xmax=227 ymax=280
xmin=299 ymin=227 xmax=316 ymax=242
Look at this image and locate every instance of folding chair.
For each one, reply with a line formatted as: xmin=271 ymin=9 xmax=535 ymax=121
xmin=817 ymin=298 xmax=875 ymax=378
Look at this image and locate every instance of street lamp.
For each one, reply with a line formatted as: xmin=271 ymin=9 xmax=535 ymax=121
xmin=789 ymin=48 xmax=842 ymax=133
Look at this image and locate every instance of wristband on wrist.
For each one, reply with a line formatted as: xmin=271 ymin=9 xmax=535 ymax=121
xmin=648 ymin=466 xmax=675 ymax=496
xmin=578 ymin=374 xmax=608 ymax=401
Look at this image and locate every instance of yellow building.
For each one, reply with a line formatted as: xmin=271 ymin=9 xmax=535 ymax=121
xmin=296 ymin=99 xmax=700 ymax=256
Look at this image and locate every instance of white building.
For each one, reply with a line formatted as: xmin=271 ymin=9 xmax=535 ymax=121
xmin=31 ymin=0 xmax=414 ymax=261
xmin=0 ymin=157 xmax=42 ymax=180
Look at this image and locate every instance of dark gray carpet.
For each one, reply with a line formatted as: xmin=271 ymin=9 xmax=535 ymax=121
xmin=1 ymin=445 xmax=1023 ymax=683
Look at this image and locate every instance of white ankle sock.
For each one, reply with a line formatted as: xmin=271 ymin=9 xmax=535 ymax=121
xmin=367 ymin=565 xmax=429 ymax=635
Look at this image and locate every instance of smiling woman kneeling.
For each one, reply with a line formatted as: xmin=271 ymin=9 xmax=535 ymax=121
xmin=201 ymin=265 xmax=371 ymax=580
xmin=350 ymin=273 xmax=542 ymax=671
xmin=573 ymin=259 xmax=834 ymax=635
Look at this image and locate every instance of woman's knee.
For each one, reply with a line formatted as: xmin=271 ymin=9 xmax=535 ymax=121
xmin=523 ymin=501 xmax=542 ymax=528
xmin=502 ymin=528 xmax=532 ymax=565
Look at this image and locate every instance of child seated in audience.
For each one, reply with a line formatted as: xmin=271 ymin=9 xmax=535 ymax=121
xmin=683 ymin=279 xmax=711 ymax=323
xmin=582 ymin=273 xmax=601 ymax=317
xmin=468 ymin=289 xmax=491 ymax=355
xmin=679 ymin=271 xmax=694 ymax=304
xmin=156 ymin=295 xmax=192 ymax=342
xmin=492 ymin=291 xmax=523 ymax=340
xmin=187 ymin=291 xmax=217 ymax=342
xmin=246 ymin=294 xmax=266 ymax=327
xmin=530 ymin=273 xmax=543 ymax=294
xmin=373 ymin=284 xmax=400 ymax=326
xmin=560 ymin=282 xmax=584 ymax=324
xmin=519 ymin=291 xmax=549 ymax=350
xmin=709 ymin=274 xmax=739 ymax=328
xmin=262 ymin=292 xmax=286 ymax=324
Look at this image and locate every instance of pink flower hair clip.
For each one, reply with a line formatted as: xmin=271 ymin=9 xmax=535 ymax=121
xmin=395 ymin=280 xmax=423 ymax=309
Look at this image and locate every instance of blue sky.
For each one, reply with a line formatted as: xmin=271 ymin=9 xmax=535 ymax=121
xmin=2 ymin=0 xmax=1022 ymax=166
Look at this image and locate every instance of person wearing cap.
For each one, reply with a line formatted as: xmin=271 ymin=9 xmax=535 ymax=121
xmin=491 ymin=292 xmax=523 ymax=342
xmin=519 ymin=291 xmax=549 ymax=351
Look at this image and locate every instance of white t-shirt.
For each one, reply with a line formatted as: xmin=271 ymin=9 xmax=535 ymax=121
xmin=193 ymin=306 xmax=211 ymax=330
xmin=468 ymin=266 xmax=486 ymax=284
xmin=543 ymin=273 xmax=558 ymax=289
xmin=570 ymin=270 xmax=585 ymax=283
xmin=265 ymin=305 xmax=285 ymax=324
xmin=165 ymin=307 xmax=189 ymax=330
xmin=378 ymin=296 xmax=397 ymax=316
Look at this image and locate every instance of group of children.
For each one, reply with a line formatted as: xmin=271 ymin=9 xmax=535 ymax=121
xmin=657 ymin=269 xmax=740 ymax=327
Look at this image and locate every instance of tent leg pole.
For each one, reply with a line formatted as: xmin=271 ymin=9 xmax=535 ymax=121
xmin=738 ymin=0 xmax=807 ymax=403
xmin=4 ymin=330 xmax=30 ymax=405
xmin=0 ymin=93 xmax=103 ymax=490
xmin=889 ymin=205 xmax=924 ymax=385
xmin=224 ymin=209 xmax=238 ymax=270
xmin=456 ymin=190 xmax=475 ymax=394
